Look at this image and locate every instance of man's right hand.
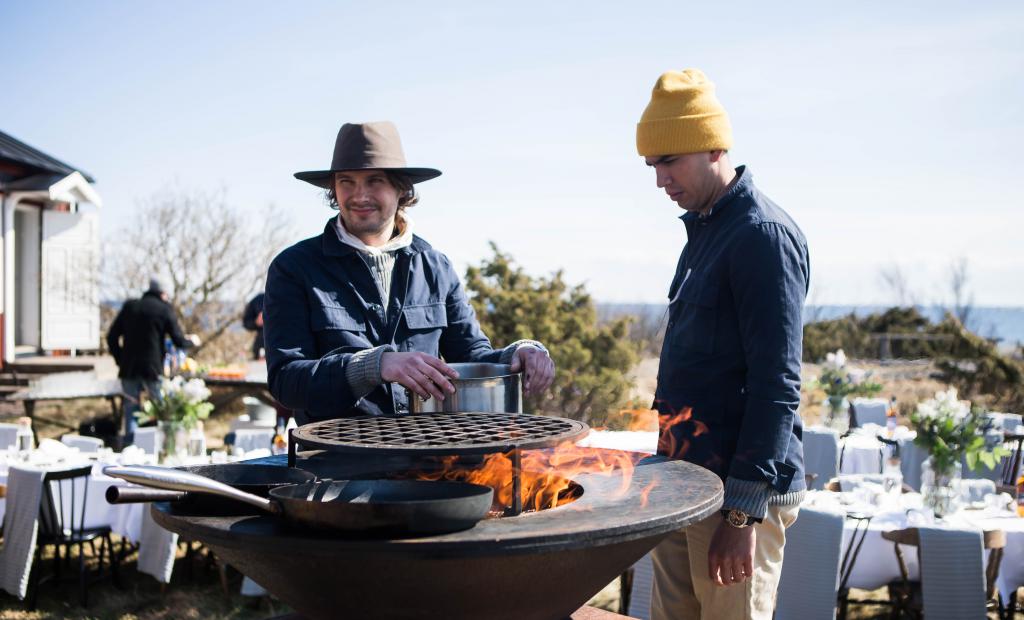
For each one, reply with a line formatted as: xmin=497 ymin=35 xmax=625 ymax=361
xmin=380 ymin=352 xmax=458 ymax=402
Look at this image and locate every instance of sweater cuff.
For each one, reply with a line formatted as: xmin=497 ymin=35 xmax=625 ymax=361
xmin=498 ymin=340 xmax=548 ymax=365
xmin=345 ymin=345 xmax=395 ymax=399
xmin=722 ymin=477 xmax=773 ymax=521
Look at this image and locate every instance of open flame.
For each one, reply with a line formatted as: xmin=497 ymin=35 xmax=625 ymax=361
xmin=593 ymin=407 xmax=659 ymax=432
xmin=405 ymin=441 xmax=645 ymax=515
xmin=656 ymin=405 xmax=704 ymax=460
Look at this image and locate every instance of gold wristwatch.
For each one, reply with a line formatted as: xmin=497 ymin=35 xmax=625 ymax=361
xmin=723 ymin=509 xmax=754 ymax=528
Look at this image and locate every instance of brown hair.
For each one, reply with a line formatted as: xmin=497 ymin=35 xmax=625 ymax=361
xmin=324 ymin=171 xmax=419 ymax=211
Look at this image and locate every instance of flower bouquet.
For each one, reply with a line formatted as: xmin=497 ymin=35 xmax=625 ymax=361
xmin=910 ymin=388 xmax=1007 ymax=516
xmin=808 ymin=349 xmax=883 ymax=433
xmin=141 ymin=376 xmax=214 ymax=461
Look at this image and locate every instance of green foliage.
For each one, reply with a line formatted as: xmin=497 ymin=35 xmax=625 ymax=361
xmin=803 ymin=307 xmax=948 ymax=361
xmin=464 ymin=243 xmax=639 ymax=425
xmin=806 ymin=350 xmax=883 ymax=400
xmin=804 ymin=307 xmax=1024 ymax=412
xmin=141 ymin=376 xmax=214 ymax=429
xmin=909 ymin=388 xmax=1009 ymax=475
xmin=932 ymin=314 xmax=1024 ymax=411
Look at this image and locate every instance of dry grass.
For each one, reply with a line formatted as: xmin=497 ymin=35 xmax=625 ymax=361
xmin=0 ymin=539 xmax=289 ymax=619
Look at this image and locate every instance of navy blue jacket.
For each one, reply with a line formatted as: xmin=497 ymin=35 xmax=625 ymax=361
xmin=655 ymin=167 xmax=808 ymax=497
xmin=264 ymin=221 xmax=504 ymax=424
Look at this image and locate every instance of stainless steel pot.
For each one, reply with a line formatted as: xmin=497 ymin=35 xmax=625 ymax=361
xmin=407 ymin=363 xmax=522 ymax=414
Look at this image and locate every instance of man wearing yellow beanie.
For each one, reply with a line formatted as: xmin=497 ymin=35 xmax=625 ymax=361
xmin=637 ymin=69 xmax=809 ymax=620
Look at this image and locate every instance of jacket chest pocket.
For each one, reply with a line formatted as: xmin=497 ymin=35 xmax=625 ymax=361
xmin=311 ymin=305 xmax=369 ymax=350
xmin=400 ymin=302 xmax=447 ymax=352
xmin=668 ymin=273 xmax=719 ymax=355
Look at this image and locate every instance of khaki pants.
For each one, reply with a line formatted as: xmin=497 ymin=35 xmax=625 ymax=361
xmin=651 ymin=503 xmax=800 ymax=620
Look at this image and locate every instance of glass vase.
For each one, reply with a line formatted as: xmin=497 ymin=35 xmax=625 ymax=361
xmin=823 ymin=396 xmax=850 ymax=435
xmin=158 ymin=420 xmax=188 ymax=465
xmin=920 ymin=456 xmax=962 ymax=518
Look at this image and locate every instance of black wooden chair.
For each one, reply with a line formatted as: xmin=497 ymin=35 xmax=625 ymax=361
xmin=27 ymin=465 xmax=121 ymax=609
xmin=997 ymin=432 xmax=1023 ymax=498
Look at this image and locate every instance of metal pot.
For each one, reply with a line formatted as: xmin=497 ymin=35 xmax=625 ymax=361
xmin=407 ymin=363 xmax=522 ymax=414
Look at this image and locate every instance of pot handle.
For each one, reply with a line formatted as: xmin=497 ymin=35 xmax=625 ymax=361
xmin=106 ymin=485 xmax=186 ymax=504
xmin=103 ymin=465 xmax=279 ymax=514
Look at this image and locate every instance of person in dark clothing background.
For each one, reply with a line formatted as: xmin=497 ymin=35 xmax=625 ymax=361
xmin=242 ymin=292 xmax=265 ymax=360
xmin=106 ymin=278 xmax=200 ymax=446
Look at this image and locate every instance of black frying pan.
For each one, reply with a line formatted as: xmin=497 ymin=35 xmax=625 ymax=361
xmin=105 ymin=464 xmax=317 ymax=516
xmin=103 ymin=465 xmax=493 ymax=536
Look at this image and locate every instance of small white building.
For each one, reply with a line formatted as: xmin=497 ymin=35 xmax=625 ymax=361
xmin=0 ymin=130 xmax=101 ymax=364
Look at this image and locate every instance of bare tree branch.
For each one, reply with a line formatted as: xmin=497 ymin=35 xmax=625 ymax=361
xmin=102 ymin=186 xmax=296 ymax=362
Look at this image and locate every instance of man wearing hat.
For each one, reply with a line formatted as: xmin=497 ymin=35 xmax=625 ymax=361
xmin=106 ymin=278 xmax=200 ymax=447
xmin=636 ymin=70 xmax=809 ymax=619
xmin=265 ymin=121 xmax=555 ymax=423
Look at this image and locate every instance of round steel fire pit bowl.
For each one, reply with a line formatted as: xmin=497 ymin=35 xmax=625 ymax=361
xmin=152 ymin=450 xmax=722 ymax=620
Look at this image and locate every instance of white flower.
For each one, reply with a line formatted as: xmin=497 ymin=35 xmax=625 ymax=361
xmin=847 ymin=368 xmax=867 ymax=384
xmin=824 ymin=349 xmax=847 ymax=370
xmin=182 ymin=378 xmax=211 ymax=404
xmin=916 ymin=388 xmax=970 ymax=421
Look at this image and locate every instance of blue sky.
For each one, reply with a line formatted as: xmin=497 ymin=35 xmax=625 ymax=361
xmin=2 ymin=1 xmax=1022 ymax=305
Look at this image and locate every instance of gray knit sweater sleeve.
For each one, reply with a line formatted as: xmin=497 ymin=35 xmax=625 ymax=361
xmin=498 ymin=339 xmax=548 ymax=365
xmin=345 ymin=345 xmax=397 ymax=398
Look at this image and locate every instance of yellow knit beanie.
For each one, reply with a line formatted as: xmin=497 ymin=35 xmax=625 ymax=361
xmin=636 ymin=68 xmax=733 ymax=157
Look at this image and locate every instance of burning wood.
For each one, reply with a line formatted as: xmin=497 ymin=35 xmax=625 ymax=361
xmin=402 ymin=441 xmax=645 ymax=516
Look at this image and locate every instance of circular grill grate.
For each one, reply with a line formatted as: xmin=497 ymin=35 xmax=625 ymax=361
xmin=292 ymin=412 xmax=590 ymax=456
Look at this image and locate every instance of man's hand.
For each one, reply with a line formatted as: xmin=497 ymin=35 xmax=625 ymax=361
xmin=185 ymin=334 xmax=202 ymax=347
xmin=255 ymin=311 xmax=264 ymax=328
xmin=707 ymin=519 xmax=756 ymax=587
xmin=380 ymin=352 xmax=458 ymax=402
xmin=509 ymin=347 xmax=555 ymax=395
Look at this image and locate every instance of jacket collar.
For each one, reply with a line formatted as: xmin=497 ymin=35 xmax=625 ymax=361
xmin=680 ymin=165 xmax=752 ymax=226
xmin=320 ymin=219 xmax=431 ymax=258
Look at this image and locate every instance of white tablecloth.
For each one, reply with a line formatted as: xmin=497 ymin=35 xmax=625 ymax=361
xmin=803 ymin=490 xmax=1024 ymax=602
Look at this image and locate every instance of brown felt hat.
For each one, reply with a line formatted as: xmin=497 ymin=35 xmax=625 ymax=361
xmin=293 ymin=121 xmax=442 ymax=189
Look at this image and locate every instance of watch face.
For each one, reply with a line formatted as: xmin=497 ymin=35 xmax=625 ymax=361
xmin=727 ymin=509 xmax=750 ymax=528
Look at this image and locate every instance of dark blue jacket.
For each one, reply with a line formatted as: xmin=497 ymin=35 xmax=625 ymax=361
xmin=655 ymin=167 xmax=808 ymax=496
xmin=264 ymin=221 xmax=504 ymax=424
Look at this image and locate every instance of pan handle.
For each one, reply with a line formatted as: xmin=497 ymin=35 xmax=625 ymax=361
xmin=103 ymin=465 xmax=279 ymax=514
xmin=106 ymin=485 xmax=186 ymax=504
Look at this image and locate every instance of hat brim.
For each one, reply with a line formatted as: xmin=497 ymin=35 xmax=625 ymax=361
xmin=294 ymin=167 xmax=442 ymax=189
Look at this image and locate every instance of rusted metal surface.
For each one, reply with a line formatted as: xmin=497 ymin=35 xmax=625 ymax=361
xmin=152 ymin=450 xmax=722 ymax=620
xmin=292 ymin=412 xmax=590 ymax=456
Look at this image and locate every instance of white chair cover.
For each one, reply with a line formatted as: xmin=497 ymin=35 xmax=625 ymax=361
xmin=918 ymin=526 xmax=986 ymax=620
xmin=0 ymin=466 xmax=45 ymax=599
xmin=136 ymin=506 xmax=179 ymax=584
xmin=60 ymin=434 xmax=105 ymax=452
xmin=803 ymin=426 xmax=840 ymax=490
xmin=232 ymin=428 xmax=275 ymax=453
xmin=0 ymin=423 xmax=20 ymax=450
xmin=775 ymin=506 xmax=845 ymax=620
xmin=626 ymin=552 xmax=655 ymax=620
xmin=133 ymin=427 xmax=161 ymax=455
xmin=851 ymin=398 xmax=889 ymax=427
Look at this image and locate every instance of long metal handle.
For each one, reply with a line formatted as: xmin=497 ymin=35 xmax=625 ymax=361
xmin=106 ymin=485 xmax=186 ymax=504
xmin=103 ymin=465 xmax=278 ymax=514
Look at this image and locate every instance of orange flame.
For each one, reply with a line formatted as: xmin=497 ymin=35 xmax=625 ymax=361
xmin=639 ymin=480 xmax=657 ymax=508
xmin=594 ymin=407 xmax=660 ymax=432
xmin=405 ymin=441 xmax=644 ymax=515
xmin=657 ymin=406 xmax=695 ymax=459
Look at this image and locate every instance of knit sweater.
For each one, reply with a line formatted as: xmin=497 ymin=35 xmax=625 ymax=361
xmin=334 ymin=215 xmax=543 ymax=398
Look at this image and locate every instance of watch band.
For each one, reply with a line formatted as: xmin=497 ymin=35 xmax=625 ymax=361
xmin=722 ymin=509 xmax=755 ymax=528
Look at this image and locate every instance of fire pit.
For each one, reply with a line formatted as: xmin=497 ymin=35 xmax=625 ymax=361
xmin=152 ymin=442 xmax=722 ymax=620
